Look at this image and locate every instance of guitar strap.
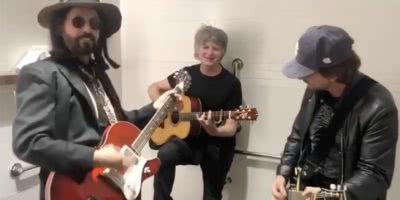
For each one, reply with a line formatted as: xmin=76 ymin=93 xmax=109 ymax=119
xmin=79 ymin=64 xmax=120 ymax=125
xmin=300 ymin=75 xmax=377 ymax=180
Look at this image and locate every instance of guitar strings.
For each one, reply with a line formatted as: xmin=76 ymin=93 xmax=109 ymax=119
xmin=133 ymin=94 xmax=174 ymax=152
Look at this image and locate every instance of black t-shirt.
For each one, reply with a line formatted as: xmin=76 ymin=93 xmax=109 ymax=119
xmin=309 ymin=93 xmax=337 ymax=151
xmin=308 ymin=91 xmax=342 ymax=181
xmin=167 ymin=64 xmax=242 ymax=147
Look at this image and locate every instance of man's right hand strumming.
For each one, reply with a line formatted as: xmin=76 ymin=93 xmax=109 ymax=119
xmin=93 ymin=144 xmax=124 ymax=169
xmin=272 ymin=175 xmax=287 ymax=200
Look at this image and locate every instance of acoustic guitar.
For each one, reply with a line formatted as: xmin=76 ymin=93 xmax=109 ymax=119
xmin=45 ymin=70 xmax=191 ymax=200
xmin=150 ymin=95 xmax=258 ymax=148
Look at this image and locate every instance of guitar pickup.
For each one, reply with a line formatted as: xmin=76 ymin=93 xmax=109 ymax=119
xmin=120 ymin=145 xmax=140 ymax=167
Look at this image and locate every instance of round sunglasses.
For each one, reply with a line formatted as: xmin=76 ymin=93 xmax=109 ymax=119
xmin=72 ymin=16 xmax=102 ymax=30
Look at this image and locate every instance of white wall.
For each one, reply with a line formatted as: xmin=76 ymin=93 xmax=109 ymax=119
xmin=120 ymin=0 xmax=400 ymax=200
xmin=0 ymin=1 xmax=53 ymax=199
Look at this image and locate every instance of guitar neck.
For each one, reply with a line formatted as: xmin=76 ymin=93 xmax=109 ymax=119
xmin=131 ymin=96 xmax=175 ymax=152
xmin=288 ymin=189 xmax=343 ymax=200
xmin=313 ymin=189 xmax=343 ymax=200
xmin=180 ymin=111 xmax=233 ymax=122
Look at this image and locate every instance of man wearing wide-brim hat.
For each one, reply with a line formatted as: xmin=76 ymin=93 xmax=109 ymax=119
xmin=12 ymin=0 xmax=157 ymax=199
xmin=38 ymin=0 xmax=121 ymax=38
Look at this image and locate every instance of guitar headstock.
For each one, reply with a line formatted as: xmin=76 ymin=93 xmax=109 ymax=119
xmin=231 ymin=107 xmax=258 ymax=121
xmin=315 ymin=185 xmax=346 ymax=199
xmin=173 ymin=70 xmax=191 ymax=94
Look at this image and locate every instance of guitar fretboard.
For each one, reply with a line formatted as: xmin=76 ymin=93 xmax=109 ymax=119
xmin=179 ymin=111 xmax=232 ymax=122
xmin=131 ymin=96 xmax=175 ymax=152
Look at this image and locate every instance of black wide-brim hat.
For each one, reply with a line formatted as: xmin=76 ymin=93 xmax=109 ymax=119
xmin=38 ymin=0 xmax=121 ymax=37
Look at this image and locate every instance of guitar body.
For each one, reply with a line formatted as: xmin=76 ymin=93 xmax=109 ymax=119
xmin=150 ymin=96 xmax=201 ymax=149
xmin=45 ymin=121 xmax=161 ymax=200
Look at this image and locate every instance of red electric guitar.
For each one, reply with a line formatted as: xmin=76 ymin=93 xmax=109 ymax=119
xmin=45 ymin=70 xmax=191 ymax=200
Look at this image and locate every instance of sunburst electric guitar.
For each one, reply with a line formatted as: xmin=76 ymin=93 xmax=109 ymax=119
xmin=150 ymin=95 xmax=258 ymax=148
xmin=45 ymin=70 xmax=191 ymax=200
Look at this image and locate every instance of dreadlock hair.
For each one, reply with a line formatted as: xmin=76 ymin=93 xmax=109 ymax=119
xmin=48 ymin=7 xmax=120 ymax=70
xmin=93 ymin=30 xmax=120 ymax=70
xmin=48 ymin=7 xmax=71 ymax=62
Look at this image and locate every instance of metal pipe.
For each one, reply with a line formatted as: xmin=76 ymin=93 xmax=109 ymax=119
xmin=8 ymin=152 xmax=279 ymax=178
xmin=235 ymin=149 xmax=281 ymax=160
xmin=231 ymin=58 xmax=280 ymax=161
xmin=10 ymin=163 xmax=38 ymax=177
xmin=232 ymin=58 xmax=244 ymax=77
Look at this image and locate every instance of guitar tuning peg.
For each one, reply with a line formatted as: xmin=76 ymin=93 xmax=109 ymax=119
xmin=338 ymin=184 xmax=347 ymax=191
xmin=336 ymin=185 xmax=343 ymax=191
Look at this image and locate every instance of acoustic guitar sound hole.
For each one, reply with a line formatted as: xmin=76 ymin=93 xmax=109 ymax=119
xmin=171 ymin=111 xmax=180 ymax=124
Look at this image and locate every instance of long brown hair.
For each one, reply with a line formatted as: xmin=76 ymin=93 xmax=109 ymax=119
xmin=319 ymin=51 xmax=361 ymax=84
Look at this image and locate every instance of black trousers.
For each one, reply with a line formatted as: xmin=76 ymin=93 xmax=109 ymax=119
xmin=153 ymin=138 xmax=235 ymax=200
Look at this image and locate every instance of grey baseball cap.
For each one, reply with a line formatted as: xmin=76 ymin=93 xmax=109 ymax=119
xmin=283 ymin=25 xmax=354 ymax=79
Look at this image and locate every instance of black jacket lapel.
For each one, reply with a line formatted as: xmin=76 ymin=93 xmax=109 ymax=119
xmin=299 ymin=89 xmax=318 ymax=150
xmin=55 ymin=63 xmax=97 ymax=118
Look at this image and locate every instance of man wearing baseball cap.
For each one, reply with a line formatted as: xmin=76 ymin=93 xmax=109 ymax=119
xmin=272 ymin=25 xmax=398 ymax=200
xmin=12 ymin=1 xmax=160 ymax=199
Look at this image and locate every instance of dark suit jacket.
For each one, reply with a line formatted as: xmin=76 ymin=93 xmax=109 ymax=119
xmin=12 ymin=59 xmax=155 ymax=198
